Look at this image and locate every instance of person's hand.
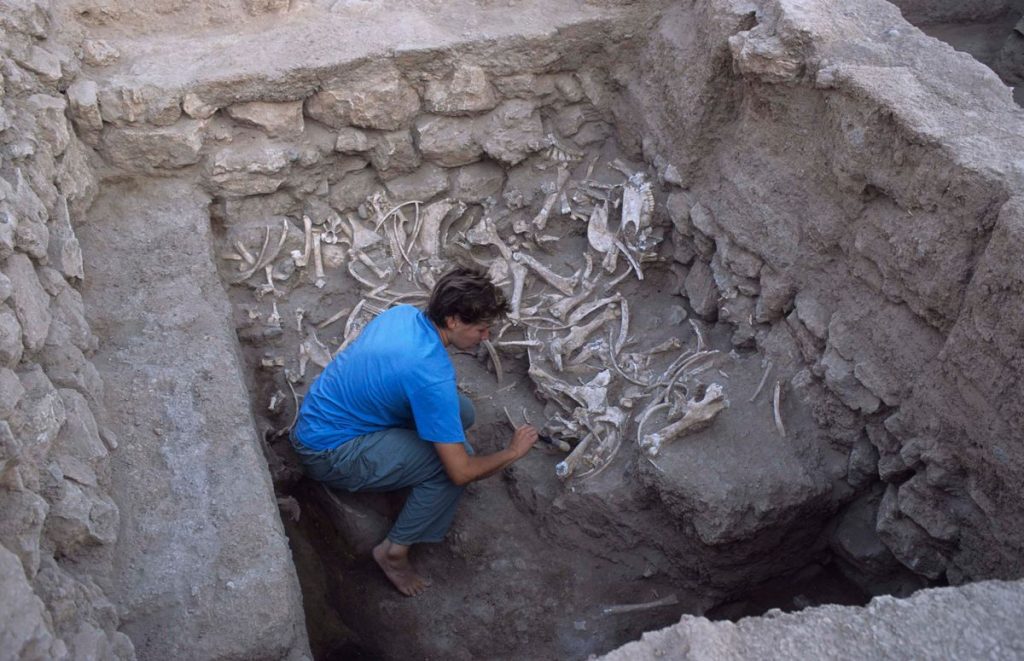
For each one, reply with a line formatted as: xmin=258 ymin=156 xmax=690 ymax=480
xmin=509 ymin=425 xmax=539 ymax=458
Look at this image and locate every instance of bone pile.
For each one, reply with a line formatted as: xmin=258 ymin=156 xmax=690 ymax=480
xmin=223 ymin=149 xmax=728 ymax=479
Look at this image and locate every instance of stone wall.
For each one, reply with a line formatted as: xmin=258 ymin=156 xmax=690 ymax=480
xmin=626 ymin=0 xmax=1024 ymax=588
xmin=0 ymin=1 xmax=131 ymax=658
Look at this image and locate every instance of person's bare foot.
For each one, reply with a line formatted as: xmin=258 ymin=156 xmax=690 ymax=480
xmin=372 ymin=539 xmax=431 ymax=597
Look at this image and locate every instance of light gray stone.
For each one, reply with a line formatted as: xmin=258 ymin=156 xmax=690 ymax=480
xmin=0 ymin=306 xmax=23 ymax=368
xmin=451 ymin=162 xmax=504 ymax=204
xmin=876 ymin=483 xmax=947 ymax=579
xmin=46 ymin=198 xmax=84 ymax=281
xmin=683 ymin=259 xmax=719 ymax=320
xmin=9 ymin=367 xmax=65 ymax=457
xmin=425 ymin=63 xmax=499 ymax=115
xmin=45 ymin=480 xmax=119 ymax=556
xmin=14 ymin=45 xmax=62 ymax=82
xmin=226 ymin=100 xmax=304 ymax=138
xmin=794 ymin=291 xmax=831 ymax=340
xmin=98 ymin=85 xmax=181 ymax=127
xmin=99 ymin=120 xmax=205 ymax=170
xmin=81 ymin=39 xmax=120 ymax=67
xmin=14 ymin=214 xmax=48 ymax=261
xmin=243 ymin=0 xmax=290 ymax=14
xmin=5 ymin=254 xmax=51 ymax=353
xmin=368 ymin=130 xmax=420 ymax=178
xmin=477 ymin=100 xmax=544 ymax=166
xmin=414 ymin=115 xmax=482 ymax=167
xmin=0 ymin=367 xmax=24 ymax=419
xmin=66 ymin=79 xmax=103 ymax=137
xmin=206 ymin=142 xmax=291 ymax=197
xmin=26 ymin=95 xmax=71 ymax=157
xmin=334 ymin=127 xmax=372 ymax=153
xmin=847 ymin=435 xmax=880 ymax=488
xmin=718 ymin=237 xmax=763 ymax=279
xmin=493 ymin=73 xmax=557 ymax=99
xmin=384 ymin=164 xmax=449 ymax=201
xmin=553 ymin=103 xmax=589 ymax=137
xmin=755 ymin=267 xmax=796 ymax=323
xmin=305 ymin=61 xmax=420 ymax=130
xmin=46 ymin=287 xmax=95 ymax=354
xmin=55 ymin=389 xmax=106 ymax=464
xmin=57 ymin=139 xmax=100 ymax=221
xmin=0 ymin=272 xmax=10 ymax=303
xmin=0 ymin=546 xmax=63 ymax=659
xmin=820 ymin=348 xmax=881 ymax=414
xmin=0 ymin=490 xmax=48 ymax=578
xmin=329 ymin=169 xmax=378 ymax=212
xmin=182 ymin=92 xmax=218 ymax=119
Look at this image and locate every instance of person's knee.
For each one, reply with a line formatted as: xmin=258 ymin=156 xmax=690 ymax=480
xmin=458 ymin=394 xmax=476 ymax=430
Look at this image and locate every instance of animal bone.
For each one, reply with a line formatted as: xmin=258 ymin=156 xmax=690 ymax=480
xmin=482 ymin=339 xmax=502 ymax=384
xmin=295 ymin=308 xmax=305 ymax=332
xmin=255 ymin=264 xmax=278 ymax=298
xmin=351 ymin=247 xmax=391 ymax=280
xmin=587 ymin=202 xmax=615 ymax=256
xmin=316 ymin=305 xmax=352 ymax=331
xmin=416 ymin=199 xmax=456 ymax=259
xmin=648 ymin=337 xmax=683 ymax=355
xmin=544 ymin=134 xmax=584 ymax=163
xmin=773 ymin=380 xmax=786 ymax=437
xmin=312 ymin=232 xmax=326 ymax=288
xmin=233 ymin=240 xmax=257 ymax=267
xmin=749 ymin=360 xmax=773 ymax=403
xmin=559 ymin=192 xmax=572 ymax=216
xmin=550 ymin=280 xmax=598 ymax=321
xmin=267 ymin=301 xmax=282 ymax=328
xmin=347 ymin=214 xmax=384 ymax=250
xmin=602 ymin=594 xmax=679 ymax=616
xmin=532 ymin=192 xmax=559 ymax=232
xmin=555 ymin=433 xmax=594 ymax=479
xmin=232 ymin=219 xmax=289 ymax=283
xmin=466 ymin=216 xmax=514 ymax=262
xmin=512 ymin=251 xmax=578 ymax=296
xmin=268 ymin=390 xmax=285 ymax=413
xmin=291 ymin=215 xmax=314 ymax=268
xmin=509 ymin=262 xmax=528 ymax=319
xmin=549 ymin=307 xmax=620 ymax=370
xmin=260 ymin=355 xmax=285 ymax=369
xmin=615 ymin=299 xmax=630 ymax=355
xmin=640 ymin=383 xmax=727 ymax=457
xmin=620 ymin=172 xmax=654 ymax=237
xmin=301 ymin=328 xmax=332 ymax=370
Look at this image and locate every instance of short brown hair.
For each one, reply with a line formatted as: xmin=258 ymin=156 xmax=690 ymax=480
xmin=426 ymin=266 xmax=509 ymax=326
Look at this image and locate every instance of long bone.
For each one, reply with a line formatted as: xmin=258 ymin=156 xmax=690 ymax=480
xmin=512 ymin=251 xmax=578 ymax=296
xmin=465 ymin=216 xmax=514 ymax=261
xmin=549 ymin=280 xmax=598 ymax=321
xmin=481 ymin=339 xmax=502 ymax=384
xmin=549 ymin=307 xmax=620 ymax=371
xmin=614 ymin=238 xmax=644 ymax=281
xmin=509 ymin=262 xmax=528 ymax=319
xmin=566 ymin=293 xmax=621 ymax=327
xmin=532 ymin=192 xmax=559 ymax=232
xmin=350 ymin=247 xmax=391 ymax=280
xmin=312 ymin=232 xmax=326 ymax=288
xmin=255 ymin=264 xmax=278 ymax=298
xmin=773 ymin=381 xmax=786 ymax=437
xmin=640 ymin=383 xmax=727 ymax=457
xmin=291 ymin=215 xmax=314 ymax=268
xmin=586 ymin=202 xmax=618 ymax=274
xmin=234 ymin=240 xmax=257 ymax=268
xmin=555 ymin=432 xmax=594 ymax=479
xmin=415 ymin=199 xmax=456 ymax=259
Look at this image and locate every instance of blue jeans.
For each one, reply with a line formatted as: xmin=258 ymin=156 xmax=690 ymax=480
xmin=292 ymin=395 xmax=475 ymax=545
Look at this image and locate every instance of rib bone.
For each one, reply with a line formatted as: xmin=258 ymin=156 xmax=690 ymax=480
xmin=416 ymin=199 xmax=456 ymax=259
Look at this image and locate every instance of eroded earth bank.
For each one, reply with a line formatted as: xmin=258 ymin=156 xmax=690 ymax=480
xmin=2 ymin=0 xmax=1024 ymax=659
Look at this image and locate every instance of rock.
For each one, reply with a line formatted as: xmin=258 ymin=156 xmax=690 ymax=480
xmin=876 ymin=483 xmax=947 ymax=580
xmin=5 ymin=254 xmax=51 ymax=353
xmin=728 ymin=26 xmax=803 ymax=84
xmin=0 ymin=272 xmax=10 ymax=303
xmin=54 ymin=389 xmax=106 ymax=464
xmin=554 ymin=73 xmax=586 ymax=103
xmin=99 ymin=120 xmax=205 ymax=170
xmin=897 ymin=474 xmax=959 ymax=542
xmin=672 ymin=237 xmax=697 ymax=265
xmin=0 ymin=306 xmax=23 ymax=368
xmin=755 ymin=267 xmax=796 ymax=322
xmin=553 ymin=104 xmax=589 ymax=137
xmin=46 ymin=289 xmax=94 ymax=355
xmin=832 ymin=491 xmax=901 ymax=580
xmin=794 ymin=291 xmax=832 ymax=340
xmin=384 ymin=164 xmax=449 ymax=201
xmin=368 ymin=130 xmax=420 ymax=178
xmin=206 ymin=142 xmax=291 ymax=197
xmin=14 ymin=214 xmax=48 ymax=261
xmin=414 ymin=115 xmax=482 ymax=167
xmin=328 ymin=169 xmax=378 ymax=212
xmin=684 ymin=259 xmax=719 ymax=320
xmin=317 ymin=486 xmax=391 ymax=556
xmin=820 ymin=348 xmax=881 ymax=414
xmin=81 ymin=39 xmax=120 ymax=67
xmin=45 ymin=479 xmax=119 ymax=556
xmin=718 ymin=237 xmax=763 ymax=279
xmin=182 ymin=92 xmax=218 ymax=119
xmin=98 ymin=85 xmax=181 ymax=127
xmin=57 ymin=139 xmax=100 ymax=221
xmin=0 ymin=367 xmax=25 ymax=419
xmin=46 ymin=198 xmax=84 ymax=281
xmin=305 ymin=61 xmax=420 ymax=131
xmin=425 ymin=63 xmax=499 ymax=115
xmin=720 ymin=294 xmax=756 ymax=347
xmin=0 ymin=490 xmax=48 ymax=578
xmin=847 ymin=434 xmax=879 ymax=488
xmin=666 ymin=191 xmax=693 ymax=235
xmin=26 ymin=95 xmax=71 ymax=157
xmin=502 ymin=158 xmax=549 ymax=210
xmin=14 ymin=45 xmax=62 ymax=83
xmin=9 ymin=367 xmax=66 ymax=460
xmin=66 ymin=79 xmax=103 ymax=137
xmin=867 ymin=421 xmax=910 ymax=483
xmin=451 ymin=162 xmax=504 ymax=204
xmin=689 ymin=201 xmax=717 ymax=236
xmin=0 ymin=209 xmax=14 ymax=261
xmin=0 ymin=546 xmax=64 ymax=659
xmin=477 ymin=100 xmax=544 ymax=166
xmin=334 ymin=127 xmax=372 ymax=153
xmin=226 ymin=100 xmax=304 ymax=138
xmin=493 ymin=74 xmax=557 ymax=99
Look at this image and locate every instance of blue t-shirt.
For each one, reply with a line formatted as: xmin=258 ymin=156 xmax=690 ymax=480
xmin=293 ymin=305 xmax=465 ymax=451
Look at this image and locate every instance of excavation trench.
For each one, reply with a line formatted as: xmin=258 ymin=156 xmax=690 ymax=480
xmin=57 ymin=0 xmax=1024 ymax=658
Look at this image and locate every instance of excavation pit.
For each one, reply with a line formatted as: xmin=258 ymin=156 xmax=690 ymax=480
xmin=5 ymin=0 xmax=1024 ymax=659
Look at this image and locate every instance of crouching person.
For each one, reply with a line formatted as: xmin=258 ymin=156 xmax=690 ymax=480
xmin=291 ymin=267 xmax=538 ymax=596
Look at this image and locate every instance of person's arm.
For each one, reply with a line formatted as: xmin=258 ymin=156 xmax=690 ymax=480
xmin=433 ymin=426 xmax=538 ymax=486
